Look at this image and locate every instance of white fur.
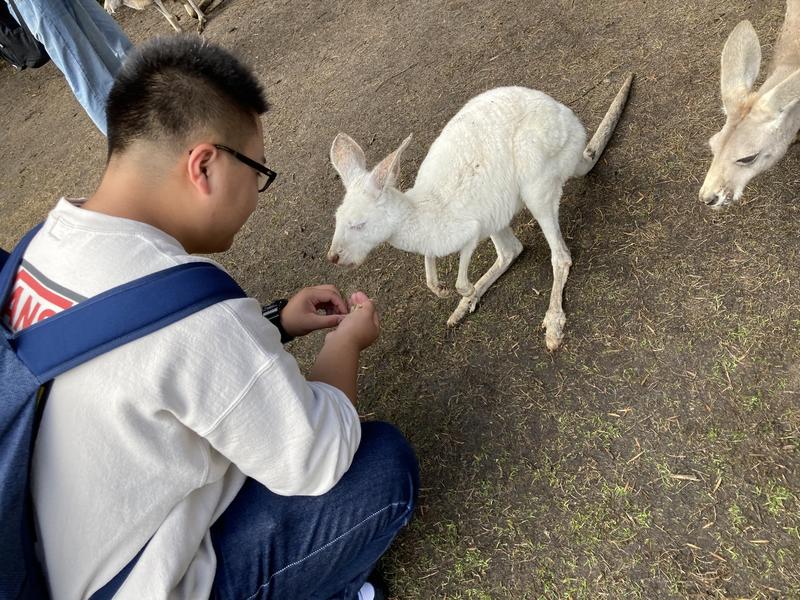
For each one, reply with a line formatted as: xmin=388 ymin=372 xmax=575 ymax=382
xmin=700 ymin=1 xmax=800 ymax=208
xmin=329 ymin=81 xmax=630 ymax=350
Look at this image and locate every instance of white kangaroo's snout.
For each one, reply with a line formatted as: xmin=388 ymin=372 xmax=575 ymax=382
xmin=325 ymin=245 xmax=363 ymax=268
xmin=325 ymin=239 xmax=358 ymax=268
xmin=326 ymin=218 xmax=376 ymax=268
xmin=326 ymin=230 xmax=344 ymax=265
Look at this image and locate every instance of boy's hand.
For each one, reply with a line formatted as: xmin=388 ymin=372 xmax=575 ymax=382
xmin=281 ymin=285 xmax=348 ymax=337
xmin=326 ymin=291 xmax=380 ymax=351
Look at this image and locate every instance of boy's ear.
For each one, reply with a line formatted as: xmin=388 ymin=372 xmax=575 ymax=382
xmin=187 ymin=143 xmax=216 ymax=195
xmin=330 ymin=133 xmax=367 ymax=188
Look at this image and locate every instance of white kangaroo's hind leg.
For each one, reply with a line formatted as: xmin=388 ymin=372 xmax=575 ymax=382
xmin=525 ymin=186 xmax=572 ymax=350
xmin=446 ymin=238 xmax=478 ymax=326
xmin=447 ymin=227 xmax=523 ymax=326
xmin=425 ymin=256 xmax=451 ymax=298
xmin=454 ymin=238 xmax=479 ymax=298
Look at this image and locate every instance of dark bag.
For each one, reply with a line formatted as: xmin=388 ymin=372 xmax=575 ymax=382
xmin=0 ymin=224 xmax=246 ymax=599
xmin=0 ymin=0 xmax=50 ymax=70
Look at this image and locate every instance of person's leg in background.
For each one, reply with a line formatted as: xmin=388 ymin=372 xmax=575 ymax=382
xmin=210 ymin=421 xmax=420 ymax=600
xmin=8 ymin=0 xmax=132 ymax=135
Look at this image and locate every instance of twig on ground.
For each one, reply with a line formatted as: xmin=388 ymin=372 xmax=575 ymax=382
xmin=375 ymin=62 xmax=420 ymax=92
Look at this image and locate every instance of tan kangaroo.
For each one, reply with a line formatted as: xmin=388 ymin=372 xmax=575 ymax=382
xmin=699 ymin=0 xmax=800 ymax=208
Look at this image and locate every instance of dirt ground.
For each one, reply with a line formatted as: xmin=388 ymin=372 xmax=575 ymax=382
xmin=2 ymin=0 xmax=799 ymax=598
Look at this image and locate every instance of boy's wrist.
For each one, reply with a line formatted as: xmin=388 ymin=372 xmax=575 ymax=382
xmin=323 ymin=329 xmax=363 ymax=354
xmin=261 ymin=299 xmax=294 ymax=344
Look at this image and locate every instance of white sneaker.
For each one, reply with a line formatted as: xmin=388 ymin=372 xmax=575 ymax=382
xmin=357 ymin=582 xmax=376 ymax=600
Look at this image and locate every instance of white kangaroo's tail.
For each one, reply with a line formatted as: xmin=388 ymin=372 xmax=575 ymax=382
xmin=573 ymin=73 xmax=634 ymax=178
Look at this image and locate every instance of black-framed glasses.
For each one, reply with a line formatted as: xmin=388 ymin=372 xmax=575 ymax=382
xmin=214 ymin=144 xmax=277 ymax=192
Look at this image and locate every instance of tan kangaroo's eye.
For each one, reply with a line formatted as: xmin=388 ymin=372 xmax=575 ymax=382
xmin=736 ymin=153 xmax=759 ymax=165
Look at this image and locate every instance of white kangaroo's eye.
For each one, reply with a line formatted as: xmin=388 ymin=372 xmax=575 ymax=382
xmin=349 ymin=222 xmax=366 ymax=231
xmin=736 ymin=153 xmax=759 ymax=165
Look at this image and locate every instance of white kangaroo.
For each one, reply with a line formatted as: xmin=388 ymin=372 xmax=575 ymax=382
xmin=699 ymin=0 xmax=800 ymax=208
xmin=327 ymin=74 xmax=633 ymax=350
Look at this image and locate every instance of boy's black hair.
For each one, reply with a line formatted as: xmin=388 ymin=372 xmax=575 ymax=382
xmin=106 ymin=35 xmax=267 ymax=159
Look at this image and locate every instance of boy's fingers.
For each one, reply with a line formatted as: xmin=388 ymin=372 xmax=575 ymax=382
xmin=313 ymin=314 xmax=345 ymax=329
xmin=348 ymin=299 xmax=376 ymax=315
xmin=315 ymin=285 xmax=345 ymax=302
xmin=311 ymin=288 xmax=347 ymax=314
xmin=321 ymin=303 xmax=340 ymax=316
xmin=314 ymin=284 xmax=340 ymax=293
xmin=349 ymin=290 xmax=370 ymax=306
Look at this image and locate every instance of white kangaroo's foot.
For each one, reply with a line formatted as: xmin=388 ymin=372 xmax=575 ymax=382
xmin=427 ymin=282 xmax=452 ymax=298
xmin=541 ymin=309 xmax=566 ymax=351
xmin=447 ymin=294 xmax=479 ymax=326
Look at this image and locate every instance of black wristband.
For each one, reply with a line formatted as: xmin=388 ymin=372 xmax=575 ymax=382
xmin=261 ymin=299 xmax=294 ymax=344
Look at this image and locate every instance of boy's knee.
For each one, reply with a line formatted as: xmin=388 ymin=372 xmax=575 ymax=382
xmin=361 ymin=422 xmax=417 ymax=468
xmin=359 ymin=421 xmax=419 ymax=502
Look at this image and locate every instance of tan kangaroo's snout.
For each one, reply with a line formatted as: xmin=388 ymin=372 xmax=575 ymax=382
xmin=701 ymin=4 xmax=800 ymax=209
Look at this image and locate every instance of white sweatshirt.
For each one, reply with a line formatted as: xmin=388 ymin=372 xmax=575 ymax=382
xmin=4 ymin=199 xmax=361 ymax=599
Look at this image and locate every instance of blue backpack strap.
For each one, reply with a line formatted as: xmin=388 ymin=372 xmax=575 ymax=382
xmin=0 ymin=248 xmax=9 ymax=274
xmin=13 ymin=260 xmax=246 ymax=382
xmin=0 ymin=223 xmax=43 ymax=307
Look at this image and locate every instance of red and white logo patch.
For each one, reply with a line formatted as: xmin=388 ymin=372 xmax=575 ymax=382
xmin=3 ymin=262 xmax=84 ymax=333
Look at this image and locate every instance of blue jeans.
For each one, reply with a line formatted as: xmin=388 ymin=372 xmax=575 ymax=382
xmin=8 ymin=0 xmax=132 ymax=135
xmin=210 ymin=422 xmax=419 ymax=600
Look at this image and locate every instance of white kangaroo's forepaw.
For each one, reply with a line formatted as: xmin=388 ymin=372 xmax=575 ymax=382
xmin=427 ymin=283 xmax=452 ymax=298
xmin=541 ymin=309 xmax=566 ymax=351
xmin=447 ymin=294 xmax=479 ymax=327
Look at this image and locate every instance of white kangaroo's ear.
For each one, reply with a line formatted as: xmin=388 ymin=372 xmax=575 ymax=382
xmin=330 ymin=133 xmax=367 ymax=188
xmin=369 ymin=135 xmax=413 ymax=194
xmin=758 ymin=68 xmax=800 ymax=113
xmin=720 ymin=20 xmax=761 ymax=114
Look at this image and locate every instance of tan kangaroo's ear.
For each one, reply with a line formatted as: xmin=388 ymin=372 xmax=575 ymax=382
xmin=369 ymin=135 xmax=413 ymax=194
xmin=721 ymin=20 xmax=761 ymax=114
xmin=758 ymin=68 xmax=800 ymax=113
xmin=330 ymin=133 xmax=367 ymax=188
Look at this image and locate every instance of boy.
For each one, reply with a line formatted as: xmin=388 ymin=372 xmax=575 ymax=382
xmin=4 ymin=35 xmax=417 ymax=599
